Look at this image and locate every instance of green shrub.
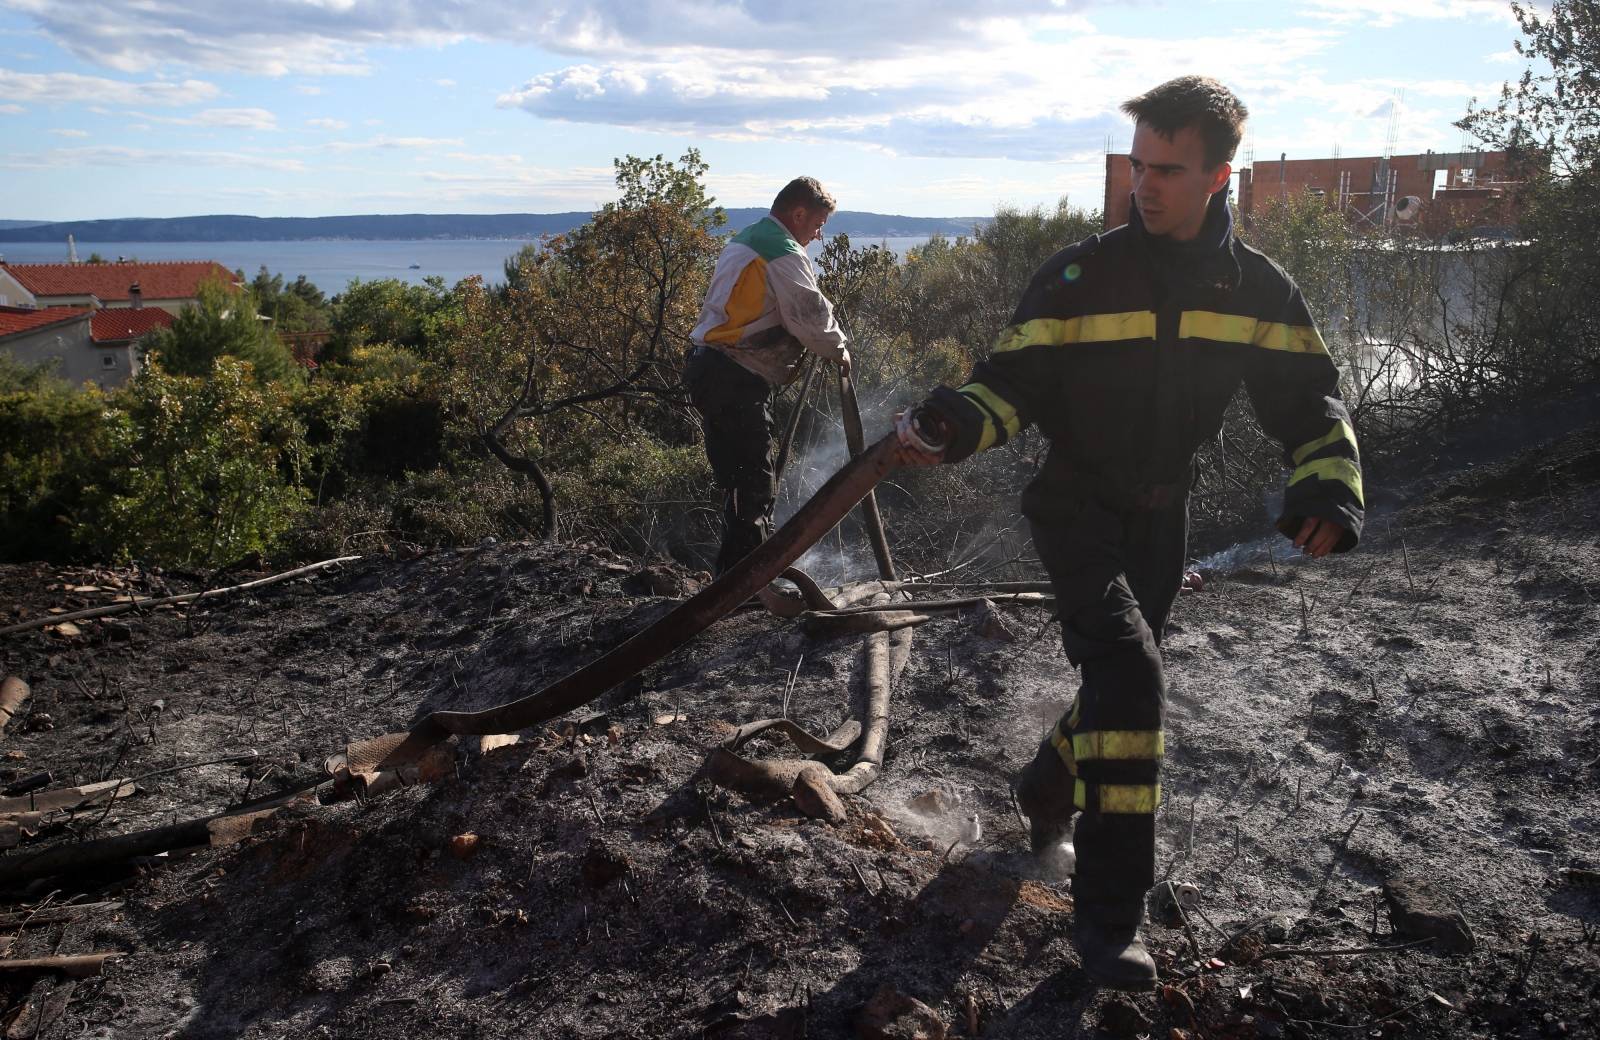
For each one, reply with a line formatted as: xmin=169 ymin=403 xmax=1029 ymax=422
xmin=87 ymin=358 xmax=309 ymax=569
xmin=143 ymin=279 xmax=301 ymax=384
xmin=0 ymin=358 xmax=115 ymax=561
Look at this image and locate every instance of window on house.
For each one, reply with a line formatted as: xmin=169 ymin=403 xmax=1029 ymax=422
xmin=102 ymin=354 xmax=118 ymax=369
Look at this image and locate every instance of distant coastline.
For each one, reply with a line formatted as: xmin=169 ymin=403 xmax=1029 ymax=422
xmin=0 ymin=235 xmax=942 ymax=292
xmin=0 ymin=209 xmax=986 ymax=245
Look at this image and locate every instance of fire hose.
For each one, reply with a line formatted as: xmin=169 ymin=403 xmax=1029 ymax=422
xmin=337 ymin=411 xmax=932 ymax=777
xmin=0 ymin=393 xmax=940 ymax=888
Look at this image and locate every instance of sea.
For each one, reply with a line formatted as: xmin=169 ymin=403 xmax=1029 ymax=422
xmin=0 ymin=236 xmax=934 ymax=296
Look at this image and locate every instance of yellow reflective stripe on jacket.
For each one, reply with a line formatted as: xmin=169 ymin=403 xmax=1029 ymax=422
xmin=703 ymin=258 xmax=769 ymax=345
xmin=1074 ymin=779 xmax=1161 ymax=814
xmin=1179 ymin=310 xmax=1328 ymax=356
xmin=1071 ymin=729 xmax=1165 ymax=762
xmin=1289 ymin=456 xmax=1364 ymax=505
xmin=1049 ymin=722 xmax=1078 ymax=776
xmin=1292 ymin=419 xmax=1360 ymax=466
xmin=958 ymin=382 xmax=1023 ymax=453
xmin=993 ymin=311 xmax=1157 ymax=354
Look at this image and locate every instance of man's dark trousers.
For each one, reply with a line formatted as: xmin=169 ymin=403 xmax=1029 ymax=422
xmin=1020 ymin=489 xmax=1187 ymax=920
xmin=685 ymin=346 xmax=778 ymax=575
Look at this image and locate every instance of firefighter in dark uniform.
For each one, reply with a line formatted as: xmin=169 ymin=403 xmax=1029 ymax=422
xmin=895 ymin=76 xmax=1364 ymax=990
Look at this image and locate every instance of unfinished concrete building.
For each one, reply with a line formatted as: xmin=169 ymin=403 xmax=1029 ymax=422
xmin=1103 ymin=149 xmax=1534 ymax=236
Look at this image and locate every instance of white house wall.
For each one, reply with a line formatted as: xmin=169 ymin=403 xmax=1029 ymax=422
xmin=0 ymin=317 xmax=135 ymax=390
xmin=0 ymin=271 xmax=37 ymax=309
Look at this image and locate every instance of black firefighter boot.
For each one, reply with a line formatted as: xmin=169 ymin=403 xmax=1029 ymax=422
xmin=1072 ymin=900 xmax=1157 ymax=991
xmin=1012 ymin=737 xmax=1077 ymax=875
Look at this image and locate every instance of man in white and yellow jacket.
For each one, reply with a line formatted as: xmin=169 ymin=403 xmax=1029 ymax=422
xmin=686 ymin=176 xmax=851 ymax=574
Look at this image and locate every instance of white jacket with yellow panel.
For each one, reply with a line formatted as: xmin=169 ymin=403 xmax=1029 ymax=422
xmin=690 ymin=216 xmax=848 ymax=385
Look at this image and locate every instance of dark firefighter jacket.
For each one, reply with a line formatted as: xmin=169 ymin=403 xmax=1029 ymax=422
xmin=928 ymin=191 xmax=1364 ymax=551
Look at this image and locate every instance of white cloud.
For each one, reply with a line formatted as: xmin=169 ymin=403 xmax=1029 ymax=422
xmin=3 ymin=1 xmax=1092 ymax=75
xmin=0 ymin=0 xmax=1518 ymax=204
xmin=0 ymin=104 xmax=22 ymax=115
xmin=1302 ymin=0 xmax=1515 ymax=27
xmin=494 ymin=26 xmax=1337 ymax=162
xmin=899 ymin=174 xmax=1081 ymax=207
xmin=122 ymin=106 xmax=279 ymax=129
xmin=48 ymin=127 xmax=88 ymax=137
xmin=0 ymin=67 xmax=220 ymax=106
xmin=324 ymin=134 xmax=466 ymax=152
xmin=0 ymin=145 xmax=307 ymax=172
xmin=411 ymin=164 xmax=619 ymax=205
xmin=1239 ymin=72 xmax=1498 ymax=157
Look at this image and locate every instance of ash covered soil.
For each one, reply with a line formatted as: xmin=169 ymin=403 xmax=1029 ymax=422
xmin=0 ymin=416 xmax=1597 ymax=1040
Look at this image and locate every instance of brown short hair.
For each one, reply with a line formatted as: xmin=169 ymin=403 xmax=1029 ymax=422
xmin=772 ymin=176 xmax=836 ymax=214
xmin=1121 ymin=76 xmax=1248 ymax=169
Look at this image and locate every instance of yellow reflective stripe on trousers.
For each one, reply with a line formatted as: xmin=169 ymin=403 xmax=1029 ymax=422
xmin=1049 ymin=722 xmax=1078 ymax=776
xmin=958 ymin=382 xmax=1022 ymax=453
xmin=1291 ymin=419 xmax=1360 ymax=466
xmin=1179 ymin=310 xmax=1328 ymax=356
xmin=1071 ymin=729 xmax=1165 ymax=762
xmin=1074 ymin=779 xmax=1161 ymax=814
xmin=1289 ymin=456 xmax=1364 ymax=505
xmin=992 ymin=311 xmax=1157 ymax=354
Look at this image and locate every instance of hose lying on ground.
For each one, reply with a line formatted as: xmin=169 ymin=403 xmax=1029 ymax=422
xmin=338 ymin=435 xmax=909 ymax=775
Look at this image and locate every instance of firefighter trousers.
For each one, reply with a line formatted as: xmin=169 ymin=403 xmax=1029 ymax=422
xmin=1022 ymin=491 xmax=1187 ymax=919
xmin=684 ymin=346 xmax=778 ymax=576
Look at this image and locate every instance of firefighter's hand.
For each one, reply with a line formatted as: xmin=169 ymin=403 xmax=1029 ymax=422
xmin=836 ymin=349 xmax=852 ymax=377
xmin=1292 ymin=516 xmax=1345 ymax=559
xmin=894 ymin=408 xmax=947 ymax=466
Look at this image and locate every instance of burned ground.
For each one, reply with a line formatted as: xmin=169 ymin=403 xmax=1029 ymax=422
xmin=0 ymin=410 xmax=1596 ymax=1039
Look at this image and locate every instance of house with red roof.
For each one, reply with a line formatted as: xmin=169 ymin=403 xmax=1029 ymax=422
xmin=0 ymin=260 xmax=239 ymax=315
xmin=89 ymin=307 xmax=173 ymax=348
xmin=0 ymin=304 xmax=173 ymax=389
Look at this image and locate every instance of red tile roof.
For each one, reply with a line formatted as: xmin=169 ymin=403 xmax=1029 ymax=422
xmin=90 ymin=307 xmax=174 ymax=344
xmin=0 ymin=305 xmax=89 ymax=340
xmin=0 ymin=260 xmax=238 ymax=303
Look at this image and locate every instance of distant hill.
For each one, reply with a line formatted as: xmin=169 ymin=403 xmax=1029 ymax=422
xmin=0 ymin=220 xmax=47 ymax=231
xmin=0 ymin=210 xmax=986 ymax=244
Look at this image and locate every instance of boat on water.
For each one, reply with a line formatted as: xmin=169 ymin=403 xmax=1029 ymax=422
xmin=408 ymin=263 xmax=421 ymax=269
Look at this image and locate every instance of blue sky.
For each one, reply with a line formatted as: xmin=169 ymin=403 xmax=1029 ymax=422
xmin=0 ymin=0 xmax=1531 ymax=221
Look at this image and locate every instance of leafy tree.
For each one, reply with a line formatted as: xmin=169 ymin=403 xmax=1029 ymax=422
xmin=143 ymin=279 xmax=300 ymax=383
xmin=1460 ymin=0 xmax=1600 ymax=176
xmin=0 ymin=358 xmax=114 ymax=561
xmin=89 ymin=357 xmax=308 ymax=569
xmin=1458 ymin=0 xmax=1600 ymax=389
xmin=502 ymin=242 xmax=543 ymax=296
xmin=447 ymin=150 xmax=723 ymax=537
xmin=324 ymin=276 xmax=453 ymax=364
xmin=247 ymin=266 xmax=332 ymax=333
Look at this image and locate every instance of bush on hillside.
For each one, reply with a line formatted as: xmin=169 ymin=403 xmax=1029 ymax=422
xmin=0 ymin=358 xmax=115 ymax=562
xmin=143 ymin=279 xmax=301 ymax=383
xmin=87 ymin=358 xmax=309 ymax=570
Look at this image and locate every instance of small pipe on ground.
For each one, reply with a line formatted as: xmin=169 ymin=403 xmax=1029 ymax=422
xmin=0 ymin=557 xmax=361 ymax=637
